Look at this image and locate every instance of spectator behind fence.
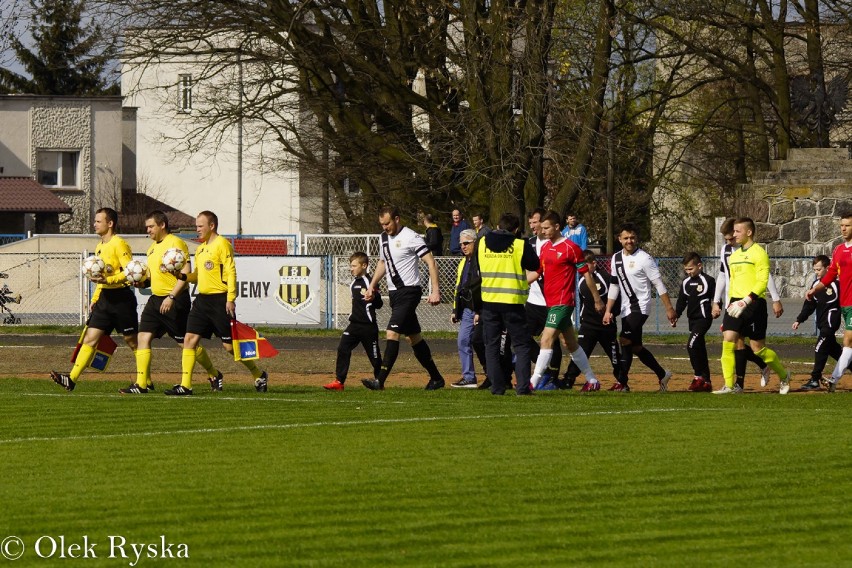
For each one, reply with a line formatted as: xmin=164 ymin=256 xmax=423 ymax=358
xmin=449 ymin=209 xmax=471 ymax=255
xmin=422 ymin=213 xmax=444 ymax=256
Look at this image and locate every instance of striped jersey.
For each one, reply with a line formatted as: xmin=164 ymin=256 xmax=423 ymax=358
xmin=609 ymin=248 xmax=666 ymax=317
xmin=380 ymin=226 xmax=429 ymax=290
xmin=538 ymin=237 xmax=587 ymax=306
xmin=675 ymin=272 xmax=715 ymax=321
xmin=526 ymin=235 xmax=548 ymax=307
xmin=821 ymin=242 xmax=852 ymax=307
xmin=797 ymin=277 xmax=840 ymax=330
xmin=349 ymin=274 xmax=383 ymax=324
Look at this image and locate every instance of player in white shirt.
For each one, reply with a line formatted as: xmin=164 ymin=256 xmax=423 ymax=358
xmin=711 ymin=218 xmax=781 ymax=390
xmin=603 ymin=223 xmax=676 ymax=392
xmin=362 ymin=205 xmax=445 ymax=390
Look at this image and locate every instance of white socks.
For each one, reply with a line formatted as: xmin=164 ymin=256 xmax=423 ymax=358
xmin=572 ymin=348 xmax=597 ymax=382
xmin=530 ymin=349 xmax=553 ymax=388
xmin=832 ymin=346 xmax=852 ymax=380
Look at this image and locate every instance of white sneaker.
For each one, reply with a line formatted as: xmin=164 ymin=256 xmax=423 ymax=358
xmin=780 ymin=371 xmax=791 ymax=395
xmin=713 ymin=385 xmax=735 ymax=394
xmin=760 ymin=367 xmax=771 ymax=388
xmin=659 ymin=370 xmax=672 ymax=393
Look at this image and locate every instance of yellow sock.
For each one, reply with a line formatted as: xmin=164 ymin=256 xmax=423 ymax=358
xmin=70 ymin=344 xmax=96 ymax=381
xmin=195 ymin=346 xmax=218 ymax=377
xmin=721 ymin=341 xmax=736 ymax=388
xmin=181 ymin=348 xmax=197 ymax=389
xmin=241 ymin=359 xmax=262 ymax=379
xmin=135 ymin=348 xmax=152 ymax=388
xmin=755 ymin=347 xmax=786 ymax=378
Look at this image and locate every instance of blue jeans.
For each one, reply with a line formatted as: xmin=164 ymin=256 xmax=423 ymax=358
xmin=457 ymin=308 xmax=477 ymax=381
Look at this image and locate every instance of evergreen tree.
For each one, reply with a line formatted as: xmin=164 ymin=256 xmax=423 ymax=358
xmin=0 ymin=0 xmax=116 ymax=95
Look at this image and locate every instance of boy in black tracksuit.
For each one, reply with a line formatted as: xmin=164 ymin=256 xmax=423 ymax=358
xmin=561 ymin=250 xmax=620 ymax=389
xmin=674 ymin=252 xmax=715 ymax=392
xmin=324 ymin=252 xmax=382 ymax=390
xmin=792 ymin=254 xmax=850 ymax=390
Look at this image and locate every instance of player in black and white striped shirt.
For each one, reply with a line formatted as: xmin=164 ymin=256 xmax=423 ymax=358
xmin=603 ymin=223 xmax=677 ymax=392
xmin=362 ymin=205 xmax=445 ymax=390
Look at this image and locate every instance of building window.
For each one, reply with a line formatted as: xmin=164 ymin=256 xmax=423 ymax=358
xmin=37 ymin=150 xmax=80 ymax=188
xmin=178 ymin=74 xmax=193 ymax=112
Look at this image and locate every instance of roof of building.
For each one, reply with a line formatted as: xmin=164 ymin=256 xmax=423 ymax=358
xmin=0 ymin=177 xmax=73 ymax=213
xmin=121 ymin=190 xmax=196 ymax=230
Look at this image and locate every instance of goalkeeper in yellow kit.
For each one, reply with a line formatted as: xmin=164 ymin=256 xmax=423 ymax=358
xmin=164 ymin=210 xmax=268 ymax=396
xmin=715 ymin=217 xmax=791 ymax=394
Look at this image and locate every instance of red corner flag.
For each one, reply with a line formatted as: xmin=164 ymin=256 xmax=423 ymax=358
xmin=70 ymin=326 xmax=118 ymax=372
xmin=230 ymin=320 xmax=279 ymax=361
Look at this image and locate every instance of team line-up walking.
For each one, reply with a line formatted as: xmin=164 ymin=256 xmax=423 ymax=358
xmin=50 ymin=207 xmax=852 ymax=395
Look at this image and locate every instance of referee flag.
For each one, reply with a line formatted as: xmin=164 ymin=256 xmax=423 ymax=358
xmin=230 ymin=320 xmax=279 ymax=361
xmin=70 ymin=327 xmax=118 ymax=372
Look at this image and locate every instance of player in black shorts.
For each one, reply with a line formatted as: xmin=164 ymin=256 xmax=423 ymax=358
xmin=361 ymin=205 xmax=445 ymax=390
xmin=51 ymin=208 xmax=138 ymax=392
xmin=119 ymin=210 xmax=220 ymax=394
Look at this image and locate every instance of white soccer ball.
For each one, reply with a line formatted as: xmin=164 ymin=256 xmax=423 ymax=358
xmin=161 ymin=247 xmax=187 ymax=273
xmin=82 ymin=255 xmax=106 ymax=279
xmin=124 ymin=259 xmax=150 ymax=284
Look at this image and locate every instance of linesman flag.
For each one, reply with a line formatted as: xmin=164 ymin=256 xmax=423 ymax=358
xmin=230 ymin=319 xmax=279 ymax=361
xmin=70 ymin=327 xmax=118 ymax=372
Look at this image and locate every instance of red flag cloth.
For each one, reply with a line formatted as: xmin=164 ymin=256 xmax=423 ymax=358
xmin=70 ymin=327 xmax=118 ymax=372
xmin=230 ymin=320 xmax=279 ymax=361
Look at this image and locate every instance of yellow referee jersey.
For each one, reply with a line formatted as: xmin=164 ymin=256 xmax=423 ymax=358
xmin=189 ymin=235 xmax=237 ymax=301
xmin=728 ymin=242 xmax=769 ymax=300
xmin=146 ymin=233 xmax=190 ymax=297
xmin=91 ymin=235 xmax=133 ymax=303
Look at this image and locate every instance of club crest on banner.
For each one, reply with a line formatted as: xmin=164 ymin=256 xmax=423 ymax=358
xmin=277 ymin=265 xmax=313 ymax=310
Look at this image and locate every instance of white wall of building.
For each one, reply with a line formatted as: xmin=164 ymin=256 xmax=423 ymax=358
xmin=121 ymin=50 xmax=302 ymax=235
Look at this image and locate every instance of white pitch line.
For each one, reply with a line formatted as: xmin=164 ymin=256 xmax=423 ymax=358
xmin=0 ymin=408 xmax=721 ymax=445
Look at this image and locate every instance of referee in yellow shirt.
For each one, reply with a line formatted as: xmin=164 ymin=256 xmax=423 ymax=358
xmin=164 ymin=210 xmax=268 ymax=395
xmin=716 ymin=217 xmax=791 ymax=394
xmin=51 ymin=208 xmax=138 ymax=391
xmin=119 ymin=210 xmax=221 ymax=394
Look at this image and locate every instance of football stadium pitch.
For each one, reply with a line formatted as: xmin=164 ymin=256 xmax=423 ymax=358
xmin=1 ymin=371 xmax=851 ymax=566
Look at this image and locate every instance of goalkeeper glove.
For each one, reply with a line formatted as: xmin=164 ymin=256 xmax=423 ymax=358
xmin=726 ymin=296 xmax=752 ymax=318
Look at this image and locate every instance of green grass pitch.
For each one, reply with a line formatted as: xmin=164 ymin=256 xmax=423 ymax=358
xmin=0 ymin=378 xmax=850 ymax=566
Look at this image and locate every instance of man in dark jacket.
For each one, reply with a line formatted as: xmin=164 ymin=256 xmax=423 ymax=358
xmin=475 ymin=213 xmax=539 ymax=395
xmin=449 ymin=209 xmax=471 ymax=255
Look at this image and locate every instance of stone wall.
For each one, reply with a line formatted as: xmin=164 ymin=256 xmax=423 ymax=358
xmin=738 ymin=147 xmax=852 ymax=297
xmin=30 ymin=102 xmax=93 ymax=234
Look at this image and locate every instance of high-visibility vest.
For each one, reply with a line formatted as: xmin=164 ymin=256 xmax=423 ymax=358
xmin=477 ymin=239 xmax=529 ymax=304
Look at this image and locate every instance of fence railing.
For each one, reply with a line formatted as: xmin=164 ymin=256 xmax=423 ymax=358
xmin=0 ymin=232 xmax=828 ymax=335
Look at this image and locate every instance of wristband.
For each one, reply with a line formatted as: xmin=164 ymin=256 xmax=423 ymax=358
xmin=179 ymin=273 xmax=187 ymax=281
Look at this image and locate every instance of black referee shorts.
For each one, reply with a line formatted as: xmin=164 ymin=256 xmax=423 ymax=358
xmin=722 ymin=297 xmax=767 ymax=340
xmin=88 ymin=287 xmax=138 ymax=336
xmin=186 ymin=293 xmax=232 ymax=342
xmin=387 ymin=286 xmax=422 ymax=336
xmin=139 ymin=291 xmax=191 ymax=342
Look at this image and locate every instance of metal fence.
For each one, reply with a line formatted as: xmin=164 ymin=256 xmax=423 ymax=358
xmin=0 ymin=234 xmax=26 ymax=246
xmin=330 ymin=253 xmax=820 ymax=336
xmin=0 ymin=229 xmax=824 ymax=335
xmin=0 ymin=252 xmax=84 ymax=326
xmin=303 ymin=234 xmax=381 ymax=256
